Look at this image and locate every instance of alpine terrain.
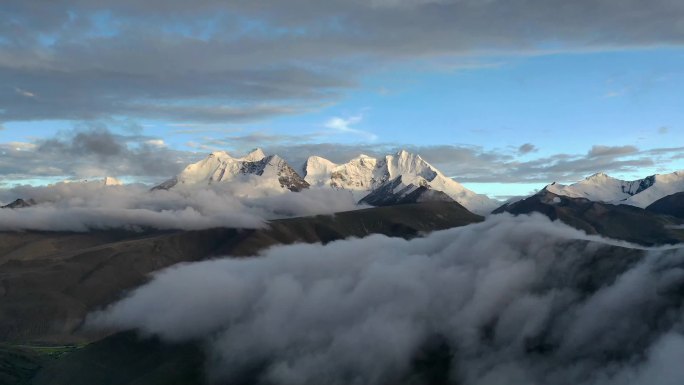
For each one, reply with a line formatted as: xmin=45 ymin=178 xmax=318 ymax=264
xmin=154 ymin=149 xmax=498 ymax=214
xmin=153 ymin=149 xmax=310 ymax=192
xmin=545 ymin=171 xmax=684 ymax=207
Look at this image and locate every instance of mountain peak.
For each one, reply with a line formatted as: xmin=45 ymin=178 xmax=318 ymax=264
xmin=244 ymin=148 xmax=267 ymax=161
xmin=154 ymin=149 xmax=308 ymax=191
xmin=209 ymin=150 xmax=232 ymax=159
xmin=303 ymin=156 xmax=339 ymax=187
xmin=586 ymin=172 xmax=612 ymax=181
xmin=351 ymin=153 xmax=375 ymax=161
xmin=207 ymin=149 xmax=266 ymax=162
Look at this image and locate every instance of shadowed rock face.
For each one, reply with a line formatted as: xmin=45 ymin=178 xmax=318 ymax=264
xmin=359 ymin=175 xmax=457 ymax=206
xmin=262 ymin=155 xmax=310 ymax=192
xmin=493 ymin=189 xmax=684 ymax=246
xmin=647 ymin=191 xmax=684 ymax=219
xmin=0 ymin=201 xmax=481 ymax=343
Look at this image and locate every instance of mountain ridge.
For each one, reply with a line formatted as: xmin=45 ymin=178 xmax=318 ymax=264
xmin=154 ymin=149 xmax=309 ymax=192
xmin=154 ymin=149 xmax=498 ymax=214
xmin=493 ymin=188 xmax=684 ymax=246
xmin=544 ymin=170 xmax=684 ymax=208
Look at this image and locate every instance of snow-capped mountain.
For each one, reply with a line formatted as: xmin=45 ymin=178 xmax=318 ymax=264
xmin=303 ymin=156 xmax=342 ymax=187
xmin=154 ymin=148 xmax=496 ymax=213
xmin=624 ymin=171 xmax=684 ymax=207
xmin=154 ymin=149 xmax=309 ymax=192
xmin=545 ymin=171 xmax=684 ymax=208
xmin=304 ymin=150 xmax=498 ymax=214
xmin=546 ymin=173 xmax=649 ymax=202
xmin=304 ymin=154 xmax=386 ymax=193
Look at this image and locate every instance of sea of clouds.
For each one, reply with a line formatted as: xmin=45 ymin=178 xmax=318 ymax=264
xmin=0 ymin=178 xmax=362 ymax=231
xmin=92 ymin=214 xmax=684 ymax=385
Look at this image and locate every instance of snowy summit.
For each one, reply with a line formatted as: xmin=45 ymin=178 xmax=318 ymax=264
xmin=545 ymin=170 xmax=684 ymax=207
xmin=155 ymin=148 xmax=497 ymax=214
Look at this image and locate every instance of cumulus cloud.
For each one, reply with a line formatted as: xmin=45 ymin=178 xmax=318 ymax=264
xmin=0 ymin=126 xmax=201 ymax=181
xmin=92 ymin=214 xmax=684 ymax=385
xmin=0 ymin=180 xmax=361 ymax=231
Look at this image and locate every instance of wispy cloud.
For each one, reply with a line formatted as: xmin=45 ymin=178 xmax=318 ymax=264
xmin=324 ymin=115 xmax=378 ymax=141
xmin=603 ymin=90 xmax=625 ymax=98
xmin=14 ymin=87 xmax=36 ymax=98
xmin=145 ymin=139 xmax=166 ymax=148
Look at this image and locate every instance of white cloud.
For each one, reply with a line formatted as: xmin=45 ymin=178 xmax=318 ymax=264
xmin=91 ymin=214 xmax=684 ymax=385
xmin=324 ymin=115 xmax=378 ymax=141
xmin=8 ymin=141 xmax=37 ymax=151
xmin=145 ymin=139 xmax=166 ymax=148
xmin=0 ymin=180 xmax=361 ymax=231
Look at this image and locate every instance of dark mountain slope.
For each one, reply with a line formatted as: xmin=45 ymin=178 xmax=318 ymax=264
xmin=494 ymin=189 xmax=684 ymax=246
xmin=31 ymin=332 xmax=203 ymax=385
xmin=646 ymin=191 xmax=684 ymax=219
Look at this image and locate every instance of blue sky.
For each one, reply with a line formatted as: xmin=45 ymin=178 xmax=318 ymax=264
xmin=2 ymin=1 xmax=684 ymax=198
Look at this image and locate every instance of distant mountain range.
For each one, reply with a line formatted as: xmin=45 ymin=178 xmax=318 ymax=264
xmin=545 ymin=171 xmax=684 ymax=208
xmin=494 ymin=188 xmax=684 ymax=246
xmin=6 ymin=148 xmax=684 ymax=228
xmin=151 ymin=149 xmax=684 ymax=216
xmin=153 ymin=148 xmax=498 ymax=214
xmin=492 ymin=172 xmax=684 ymax=241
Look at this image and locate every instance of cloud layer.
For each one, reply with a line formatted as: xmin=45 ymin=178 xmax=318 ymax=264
xmin=0 ymin=180 xmax=361 ymax=231
xmin=93 ymin=214 xmax=684 ymax=385
xmin=0 ymin=126 xmax=201 ymax=182
xmin=2 ymin=0 xmax=684 ymax=123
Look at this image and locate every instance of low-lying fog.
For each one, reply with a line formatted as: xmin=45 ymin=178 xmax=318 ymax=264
xmin=92 ymin=214 xmax=684 ymax=385
xmin=0 ymin=180 xmax=362 ymax=231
